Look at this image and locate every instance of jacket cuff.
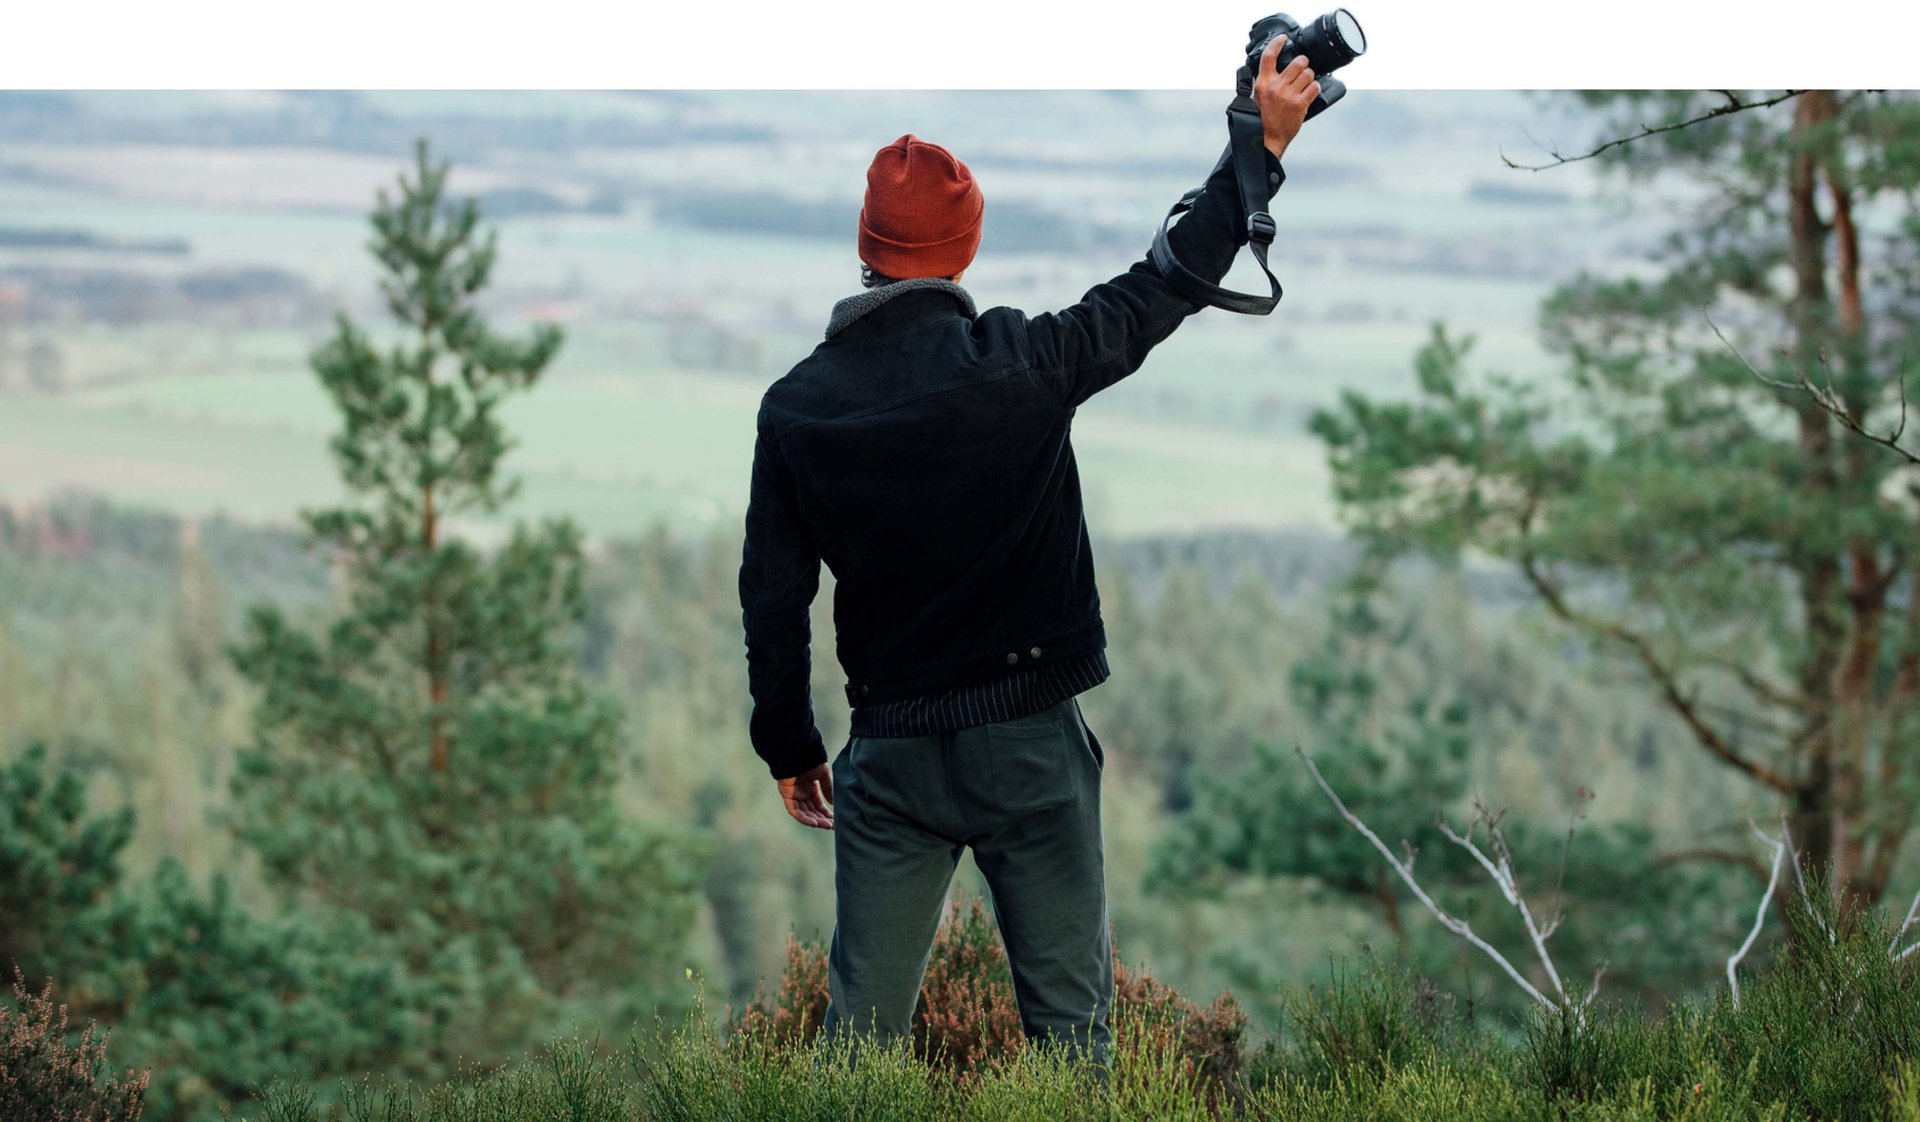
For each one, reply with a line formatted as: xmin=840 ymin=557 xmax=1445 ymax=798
xmin=1264 ymin=149 xmax=1285 ymax=196
xmin=765 ymin=731 xmax=828 ymax=781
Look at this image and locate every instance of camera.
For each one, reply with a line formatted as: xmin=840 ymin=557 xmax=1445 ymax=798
xmin=1146 ymin=8 xmax=1368 ymax=314
xmin=1244 ymin=9 xmax=1366 ymax=121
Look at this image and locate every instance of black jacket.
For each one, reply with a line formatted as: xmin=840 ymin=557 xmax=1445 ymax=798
xmin=740 ymin=143 xmax=1286 ymax=779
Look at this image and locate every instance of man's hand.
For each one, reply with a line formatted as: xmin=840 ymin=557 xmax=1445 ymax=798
xmin=1255 ymin=36 xmax=1320 ymax=161
xmin=777 ymin=762 xmax=835 ymax=830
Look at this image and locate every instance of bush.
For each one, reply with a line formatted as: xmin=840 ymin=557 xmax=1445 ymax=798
xmin=0 ymin=967 xmax=148 ymax=1122
xmin=1512 ymin=885 xmax=1920 ymax=1122
xmin=0 ymin=741 xmax=434 ymax=1122
xmin=0 ymin=743 xmax=134 ymax=982
xmin=731 ymin=892 xmax=1247 ymax=1098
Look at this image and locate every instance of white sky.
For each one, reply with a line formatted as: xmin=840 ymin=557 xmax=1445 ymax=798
xmin=7 ymin=0 xmax=1915 ymax=89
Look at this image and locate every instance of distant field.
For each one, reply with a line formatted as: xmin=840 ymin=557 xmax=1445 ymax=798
xmin=0 ymin=357 xmax=1339 ymax=540
xmin=0 ymin=262 xmax=1553 ymax=542
xmin=0 ymin=90 xmax=1629 ymax=541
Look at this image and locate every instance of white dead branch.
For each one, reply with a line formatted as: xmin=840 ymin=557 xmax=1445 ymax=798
xmin=1892 ymin=886 xmax=1920 ymax=961
xmin=1296 ymin=745 xmax=1591 ymax=1018
xmin=1435 ymin=805 xmax=1576 ymax=1008
xmin=1727 ymin=820 xmax=1787 ymax=1010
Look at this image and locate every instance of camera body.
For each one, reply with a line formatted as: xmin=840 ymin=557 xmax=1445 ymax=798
xmin=1243 ymin=9 xmax=1366 ymax=120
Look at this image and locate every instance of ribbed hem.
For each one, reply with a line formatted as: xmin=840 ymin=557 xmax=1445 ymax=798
xmin=849 ymin=649 xmax=1110 ymax=738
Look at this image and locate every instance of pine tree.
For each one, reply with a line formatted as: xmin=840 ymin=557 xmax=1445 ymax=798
xmin=1310 ymin=91 xmax=1920 ymax=925
xmin=227 ymin=139 xmax=702 ymax=1065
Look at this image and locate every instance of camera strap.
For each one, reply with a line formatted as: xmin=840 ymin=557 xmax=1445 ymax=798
xmin=1149 ymin=90 xmax=1283 ymax=316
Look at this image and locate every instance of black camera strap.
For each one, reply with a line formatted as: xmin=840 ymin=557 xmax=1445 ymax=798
xmin=1149 ymin=89 xmax=1283 ymax=315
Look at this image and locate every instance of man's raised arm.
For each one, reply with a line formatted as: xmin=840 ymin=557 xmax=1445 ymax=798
xmin=987 ymin=39 xmax=1321 ymax=409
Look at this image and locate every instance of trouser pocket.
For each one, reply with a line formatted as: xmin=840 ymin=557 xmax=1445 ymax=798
xmin=1072 ymin=699 xmax=1104 ymax=772
xmin=985 ymin=717 xmax=1078 ymax=814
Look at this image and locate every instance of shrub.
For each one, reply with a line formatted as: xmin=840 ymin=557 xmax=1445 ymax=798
xmin=1111 ymin=941 xmax=1248 ymax=1111
xmin=732 ymin=892 xmax=1246 ymax=1097
xmin=0 ymin=967 xmax=148 ymax=1122
xmin=1272 ymin=953 xmax=1453 ymax=1084
xmin=0 ymin=743 xmax=134 ymax=986
xmin=1 ymin=740 xmax=438 ymax=1122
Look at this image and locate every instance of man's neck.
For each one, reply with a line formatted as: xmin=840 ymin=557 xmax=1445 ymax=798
xmin=825 ymin=277 xmax=977 ymax=340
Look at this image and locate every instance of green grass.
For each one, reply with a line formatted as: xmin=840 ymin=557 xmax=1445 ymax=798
xmin=236 ymin=898 xmax=1920 ymax=1122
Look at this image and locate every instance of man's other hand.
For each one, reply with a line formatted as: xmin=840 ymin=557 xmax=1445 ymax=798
xmin=778 ymin=762 xmax=835 ymax=830
xmin=1255 ymin=35 xmax=1320 ymax=161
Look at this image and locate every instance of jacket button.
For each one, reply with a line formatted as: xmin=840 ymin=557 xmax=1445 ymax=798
xmin=861 ymin=685 xmax=871 ymax=696
xmin=1006 ymin=652 xmax=1019 ymax=665
xmin=1029 ymin=646 xmax=1043 ymax=659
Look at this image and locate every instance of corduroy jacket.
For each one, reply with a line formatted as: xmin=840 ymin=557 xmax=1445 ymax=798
xmin=740 ymin=143 xmax=1286 ymax=779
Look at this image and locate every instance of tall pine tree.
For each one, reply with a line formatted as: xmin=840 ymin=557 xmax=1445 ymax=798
xmin=1311 ymin=91 xmax=1920 ymax=925
xmin=228 ymin=139 xmax=702 ymax=1064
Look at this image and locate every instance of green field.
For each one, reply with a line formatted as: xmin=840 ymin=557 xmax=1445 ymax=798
xmin=0 ymin=90 xmax=1611 ymax=540
xmin=1 ymin=363 xmax=1343 ymax=540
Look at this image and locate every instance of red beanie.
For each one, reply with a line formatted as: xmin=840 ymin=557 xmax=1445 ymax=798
xmin=858 ymin=133 xmax=983 ymax=280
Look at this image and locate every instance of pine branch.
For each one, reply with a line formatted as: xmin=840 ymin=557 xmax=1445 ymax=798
xmin=1499 ymin=91 xmax=1809 ymax=172
xmin=1515 ymin=503 xmax=1796 ymax=793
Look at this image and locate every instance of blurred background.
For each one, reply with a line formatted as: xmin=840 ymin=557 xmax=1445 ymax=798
xmin=6 ymin=88 xmax=1905 ymax=1119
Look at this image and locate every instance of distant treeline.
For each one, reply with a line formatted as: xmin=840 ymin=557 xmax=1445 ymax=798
xmin=1 ymin=263 xmax=317 ymax=326
xmin=472 ymin=185 xmax=626 ymax=219
xmin=0 ymin=91 xmax=776 ymax=159
xmin=0 ymin=226 xmax=188 ymax=254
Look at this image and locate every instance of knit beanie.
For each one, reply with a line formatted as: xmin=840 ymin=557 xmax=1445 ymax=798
xmin=857 ymin=133 xmax=983 ymax=280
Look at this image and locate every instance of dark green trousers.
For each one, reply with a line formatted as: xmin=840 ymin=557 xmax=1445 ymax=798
xmin=819 ymin=695 xmax=1112 ymax=1070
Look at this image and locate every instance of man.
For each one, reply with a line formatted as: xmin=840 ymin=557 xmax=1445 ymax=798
xmin=738 ymin=40 xmax=1319 ymax=1069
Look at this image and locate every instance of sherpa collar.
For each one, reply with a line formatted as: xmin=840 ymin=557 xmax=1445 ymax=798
xmin=824 ymin=278 xmax=977 ymax=340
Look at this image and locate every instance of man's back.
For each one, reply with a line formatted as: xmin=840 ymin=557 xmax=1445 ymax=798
xmin=740 ymin=43 xmax=1311 ymax=783
xmin=758 ymin=284 xmax=1105 ymax=710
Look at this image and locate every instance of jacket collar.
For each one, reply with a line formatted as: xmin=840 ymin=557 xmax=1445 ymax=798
xmin=825 ymin=277 xmax=977 ymax=340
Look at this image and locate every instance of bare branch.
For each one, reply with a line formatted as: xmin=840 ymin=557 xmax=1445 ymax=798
xmin=1728 ymin=820 xmax=1787 ymax=1010
xmin=1544 ymin=788 xmax=1593 ymax=944
xmin=1295 ymin=745 xmax=1560 ymax=1013
xmin=1779 ymin=813 xmax=1811 ymax=904
xmin=1775 ymin=813 xmax=1837 ymax=944
xmin=1715 ymin=312 xmax=1920 ymax=465
xmin=1500 ymin=91 xmax=1808 ymax=172
xmin=1584 ymin=962 xmax=1608 ymax=1009
xmin=1891 ymin=885 xmax=1920 ymax=957
xmin=1436 ymin=813 xmax=1570 ymax=1006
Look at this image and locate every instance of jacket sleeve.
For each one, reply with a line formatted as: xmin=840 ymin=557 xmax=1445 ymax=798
xmin=738 ymin=419 xmax=828 ymax=781
xmin=1012 ymin=146 xmax=1285 ymax=409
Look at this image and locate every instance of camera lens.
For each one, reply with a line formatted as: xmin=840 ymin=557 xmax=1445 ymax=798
xmin=1333 ymin=9 xmax=1365 ymax=55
